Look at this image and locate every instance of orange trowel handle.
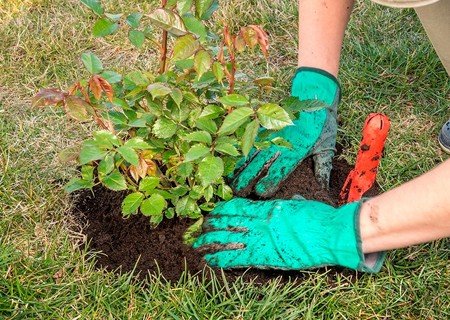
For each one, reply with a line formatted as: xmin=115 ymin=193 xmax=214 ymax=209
xmin=338 ymin=113 xmax=391 ymax=204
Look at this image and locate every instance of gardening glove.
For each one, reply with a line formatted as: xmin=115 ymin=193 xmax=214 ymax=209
xmin=230 ymin=67 xmax=340 ymax=197
xmin=193 ymin=197 xmax=385 ymax=272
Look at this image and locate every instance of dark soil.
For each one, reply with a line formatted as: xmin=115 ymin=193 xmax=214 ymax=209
xmin=72 ymin=156 xmax=379 ymax=283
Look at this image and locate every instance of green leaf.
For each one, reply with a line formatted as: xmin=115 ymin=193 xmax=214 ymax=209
xmin=189 ymin=185 xmax=204 ymax=200
xmin=198 ymin=156 xmax=223 ymax=186
xmin=176 ymin=196 xmax=198 ymax=217
xmin=150 ymin=214 xmax=164 ymax=227
xmin=195 ymin=0 xmax=214 ymax=20
xmin=216 ymin=183 xmax=233 ymax=200
xmin=153 ymin=118 xmax=177 ymax=139
xmin=217 ymin=107 xmax=254 ymax=136
xmin=148 ymin=8 xmax=187 ymax=36
xmin=126 ymin=12 xmax=143 ymax=28
xmin=204 ymin=185 xmax=214 ymax=202
xmin=183 ymin=217 xmax=203 ymax=246
xmin=81 ymin=52 xmax=103 ymax=74
xmin=182 ymin=131 xmax=212 ymax=145
xmin=122 ymin=192 xmax=144 ymax=216
xmin=147 ymin=82 xmax=172 ymax=99
xmin=218 ymin=94 xmax=249 ymax=107
xmin=271 ymin=136 xmax=293 ymax=149
xmin=199 ymin=202 xmax=215 ymax=212
xmin=65 ymin=96 xmax=92 ymax=121
xmin=212 ymin=62 xmax=224 ymax=83
xmin=195 ymin=117 xmax=217 ymax=133
xmin=93 ymin=130 xmax=120 ymax=149
xmin=81 ymin=165 xmax=94 ymax=180
xmin=182 ymin=13 xmax=207 ymax=42
xmin=98 ymin=154 xmax=115 ymax=177
xmin=64 ymin=177 xmax=95 ymax=193
xmin=124 ymin=137 xmax=150 ymax=149
xmin=117 ymin=146 xmax=139 ymax=166
xmin=215 ymin=143 xmax=239 ymax=156
xmin=92 ymin=18 xmax=119 ymax=37
xmin=80 ymin=0 xmax=103 ymax=16
xmin=177 ymin=0 xmax=193 ymax=15
xmin=100 ymin=70 xmax=122 ymax=84
xmin=172 ymin=34 xmax=200 ymax=61
xmin=184 ymin=143 xmax=210 ymax=162
xmin=199 ymin=104 xmax=224 ymax=119
xmin=242 ymin=120 xmax=259 ymax=157
xmin=102 ymin=170 xmax=127 ymax=191
xmin=105 ymin=13 xmax=123 ymax=22
xmin=177 ymin=162 xmax=193 ymax=178
xmin=171 ymin=185 xmax=189 ymax=197
xmin=257 ymin=103 xmax=293 ymax=130
xmin=165 ymin=207 xmax=175 ymax=219
xmin=170 ymin=88 xmax=183 ymax=106
xmin=125 ymin=71 xmax=148 ymax=87
xmin=141 ymin=194 xmax=167 ymax=216
xmin=128 ymin=30 xmax=145 ymax=48
xmin=79 ymin=140 xmax=108 ymax=164
xmin=193 ymin=50 xmax=212 ymax=79
xmin=139 ymin=176 xmax=160 ymax=193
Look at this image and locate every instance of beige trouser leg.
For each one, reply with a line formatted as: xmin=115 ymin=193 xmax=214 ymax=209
xmin=414 ymin=0 xmax=450 ymax=76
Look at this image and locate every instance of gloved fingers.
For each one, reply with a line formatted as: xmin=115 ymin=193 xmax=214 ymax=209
xmin=203 ymin=215 xmax=252 ymax=232
xmin=229 ymin=147 xmax=280 ymax=196
xmin=227 ymin=148 xmax=259 ymax=180
xmin=210 ymin=197 xmax=274 ymax=219
xmin=193 ymin=230 xmax=246 ymax=250
xmin=203 ymin=250 xmax=248 ymax=269
xmin=312 ymin=150 xmax=334 ymax=189
xmin=254 ymin=152 xmax=301 ymax=197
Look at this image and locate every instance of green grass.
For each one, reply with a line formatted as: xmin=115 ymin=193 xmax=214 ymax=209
xmin=1 ymin=0 xmax=449 ymax=318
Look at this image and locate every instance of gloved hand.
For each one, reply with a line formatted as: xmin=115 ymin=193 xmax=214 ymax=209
xmin=230 ymin=67 xmax=340 ymax=197
xmin=193 ymin=197 xmax=385 ymax=272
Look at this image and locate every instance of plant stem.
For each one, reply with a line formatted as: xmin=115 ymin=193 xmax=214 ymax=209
xmin=159 ymin=0 xmax=169 ymax=74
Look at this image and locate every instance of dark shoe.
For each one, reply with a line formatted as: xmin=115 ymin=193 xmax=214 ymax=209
xmin=438 ymin=120 xmax=450 ymax=154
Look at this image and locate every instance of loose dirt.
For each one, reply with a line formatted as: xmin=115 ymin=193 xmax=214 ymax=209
xmin=72 ymin=156 xmax=379 ymax=283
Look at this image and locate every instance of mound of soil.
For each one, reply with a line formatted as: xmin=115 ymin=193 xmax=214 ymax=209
xmin=72 ymin=156 xmax=379 ymax=283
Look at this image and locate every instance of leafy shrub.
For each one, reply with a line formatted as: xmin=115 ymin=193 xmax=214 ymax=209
xmin=33 ymin=0 xmax=293 ymax=228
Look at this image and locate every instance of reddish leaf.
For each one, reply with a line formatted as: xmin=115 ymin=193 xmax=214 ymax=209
xmin=240 ymin=27 xmax=258 ymax=49
xmin=129 ymin=165 xmax=140 ymax=182
xmin=32 ymin=88 xmax=67 ymax=108
xmin=248 ymin=25 xmax=269 ymax=58
xmin=64 ymin=95 xmax=93 ymax=121
xmin=234 ymin=34 xmax=246 ymax=53
xmin=89 ymin=76 xmax=103 ymax=100
xmin=217 ymin=45 xmax=225 ymax=64
xmin=223 ymin=26 xmax=232 ymax=48
xmin=97 ymin=76 xmax=114 ymax=102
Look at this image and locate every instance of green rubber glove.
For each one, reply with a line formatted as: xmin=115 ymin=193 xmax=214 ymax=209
xmin=193 ymin=198 xmax=385 ymax=272
xmin=230 ymin=67 xmax=340 ymax=197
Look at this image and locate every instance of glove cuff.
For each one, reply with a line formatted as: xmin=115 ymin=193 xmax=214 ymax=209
xmin=291 ymin=67 xmax=341 ymax=105
xmin=337 ymin=201 xmax=386 ymax=273
xmin=353 ymin=200 xmax=387 ymax=273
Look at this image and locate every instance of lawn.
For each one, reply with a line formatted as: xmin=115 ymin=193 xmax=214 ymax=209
xmin=1 ymin=0 xmax=449 ymax=318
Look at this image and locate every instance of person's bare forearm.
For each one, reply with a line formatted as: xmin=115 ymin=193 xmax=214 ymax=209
xmin=298 ymin=0 xmax=355 ymax=76
xmin=361 ymin=159 xmax=450 ymax=253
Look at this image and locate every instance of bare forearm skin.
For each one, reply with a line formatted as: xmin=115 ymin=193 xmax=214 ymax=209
xmin=361 ymin=159 xmax=450 ymax=253
xmin=298 ymin=0 xmax=355 ymax=76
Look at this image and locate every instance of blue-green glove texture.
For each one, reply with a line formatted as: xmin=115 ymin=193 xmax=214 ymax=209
xmin=193 ymin=198 xmax=385 ymax=272
xmin=230 ymin=67 xmax=340 ymax=197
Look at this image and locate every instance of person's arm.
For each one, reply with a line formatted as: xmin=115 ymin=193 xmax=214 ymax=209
xmin=298 ymin=0 xmax=355 ymax=76
xmin=361 ymin=158 xmax=450 ymax=253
